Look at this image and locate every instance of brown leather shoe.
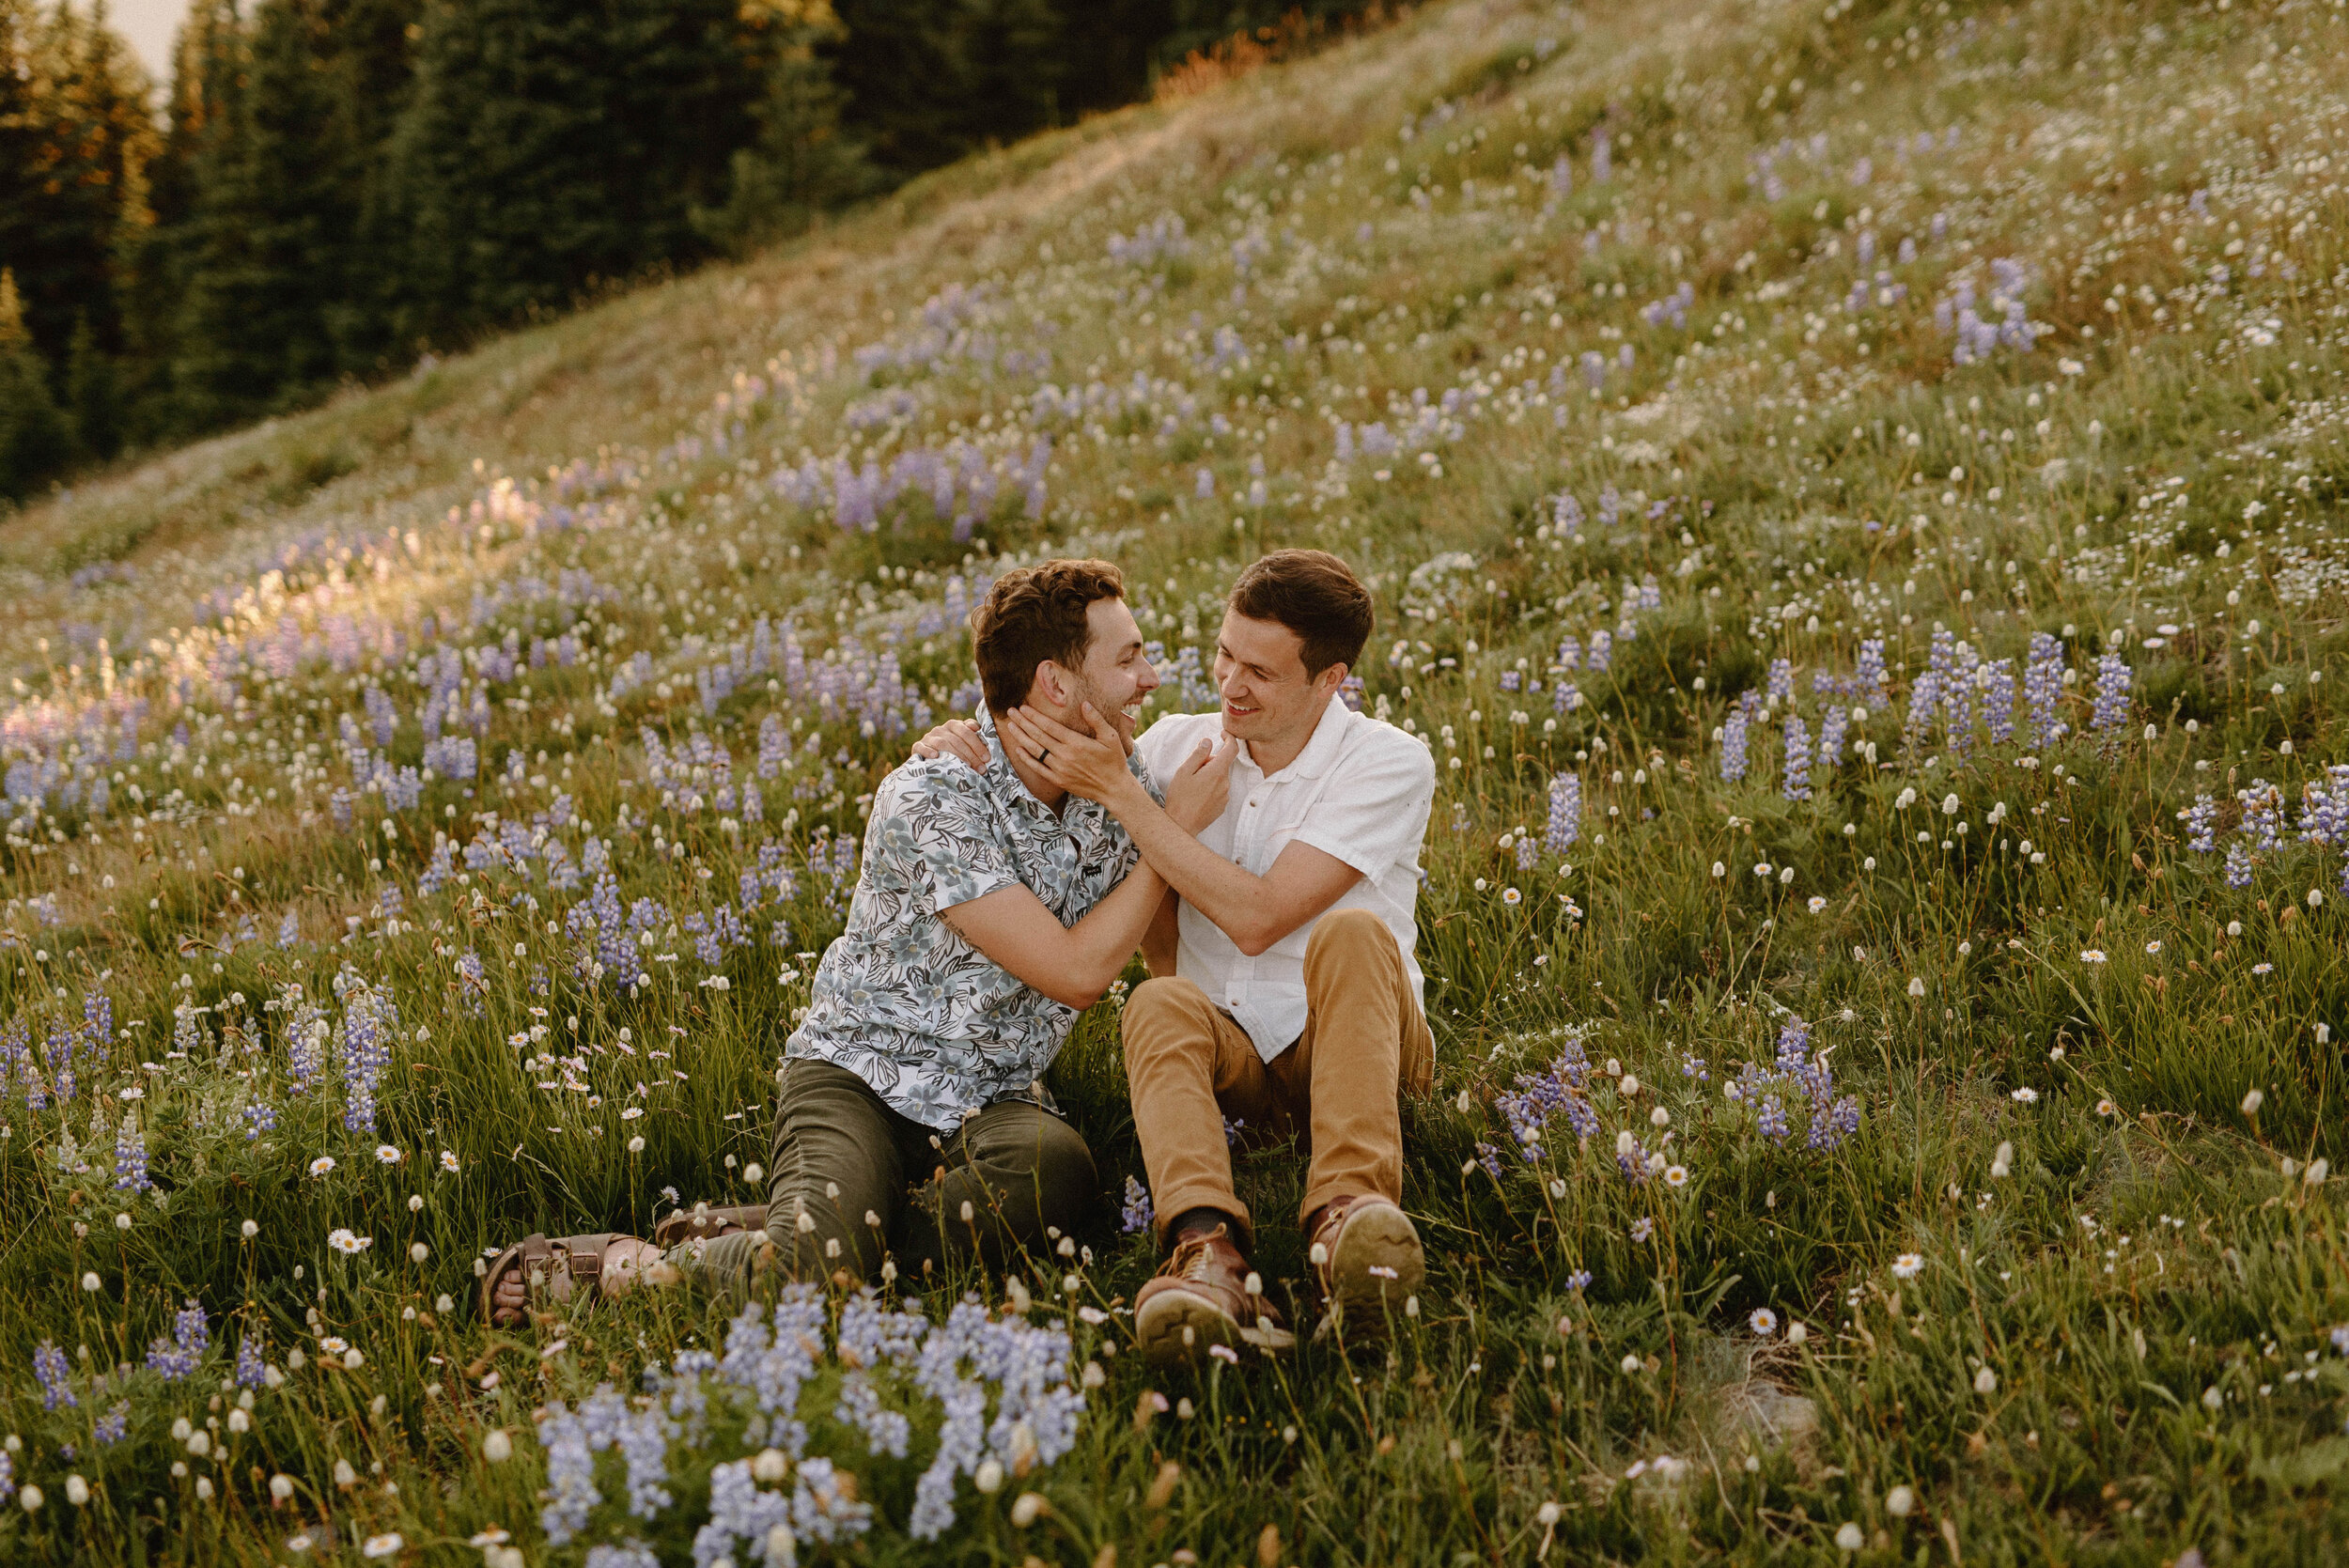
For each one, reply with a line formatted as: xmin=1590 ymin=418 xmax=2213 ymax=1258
xmin=1135 ymin=1223 xmax=1297 ymax=1366
xmin=1305 ymin=1195 xmax=1423 ymax=1343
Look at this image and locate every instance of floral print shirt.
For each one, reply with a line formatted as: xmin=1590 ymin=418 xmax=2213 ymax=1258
xmin=786 ymin=708 xmax=1152 ymax=1130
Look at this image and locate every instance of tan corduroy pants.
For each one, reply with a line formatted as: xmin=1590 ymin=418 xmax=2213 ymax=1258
xmin=1120 ymin=908 xmax=1434 ymax=1250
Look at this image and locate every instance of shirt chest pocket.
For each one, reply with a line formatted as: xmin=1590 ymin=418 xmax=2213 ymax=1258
xmin=1236 ymin=779 xmax=1310 ymax=873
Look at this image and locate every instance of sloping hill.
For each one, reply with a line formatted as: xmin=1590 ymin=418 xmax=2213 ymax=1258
xmin=3 ymin=0 xmax=2348 ymax=1560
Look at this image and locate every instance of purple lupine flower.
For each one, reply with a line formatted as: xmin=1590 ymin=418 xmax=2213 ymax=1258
xmin=1586 ymin=630 xmax=1611 ymax=673
xmin=1615 ymin=1136 xmax=1651 ymax=1186
xmin=146 ymin=1299 xmax=208 ymax=1381
xmin=1855 ymin=638 xmax=1889 ymax=706
xmin=1475 ymin=1142 xmax=1506 ymax=1180
xmin=1817 ymin=703 xmax=1849 ymax=772
xmin=34 ymin=1341 xmax=75 ymax=1410
xmin=2092 ymin=652 xmax=2133 ymax=733
xmin=1776 ymin=1017 xmax=1812 ymax=1071
xmin=1982 ymin=659 xmax=2016 ymax=745
xmin=2025 ymin=632 xmax=2065 ymax=746
xmin=2224 ymin=841 xmax=2255 ymax=889
xmin=114 ymin=1115 xmax=152 ymax=1193
xmin=2180 ymin=796 xmax=2219 ymax=853
xmin=1905 ymin=669 xmax=1944 ymax=752
xmin=1545 ymin=774 xmax=1581 ymax=854
xmin=1783 ymin=716 xmax=1812 ymax=800
xmin=1944 ymin=641 xmax=1978 ymax=757
xmin=93 ymin=1402 xmax=129 ymax=1446
xmin=1553 ymin=492 xmax=1584 ymax=538
xmin=1120 ymin=1175 xmax=1154 ymax=1234
xmin=1767 ymin=659 xmax=1795 ymax=706
xmin=333 ymin=970 xmax=397 ymax=1135
xmin=287 ymin=1001 xmax=326 ymax=1094
xmin=2238 ymin=780 xmax=2285 ymax=849
xmin=1516 ymin=835 xmax=1537 ymax=872
xmin=1757 ymin=1095 xmax=1790 ymax=1141
xmin=2301 ymin=766 xmax=2349 ymax=848
xmin=235 ymin=1336 xmax=268 ymax=1389
xmin=1809 ymin=1096 xmax=1861 ymax=1150
xmin=1720 ymin=701 xmax=1752 ymax=783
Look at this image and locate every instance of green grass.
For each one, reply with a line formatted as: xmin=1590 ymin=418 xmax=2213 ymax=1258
xmin=3 ymin=0 xmax=2349 ymax=1560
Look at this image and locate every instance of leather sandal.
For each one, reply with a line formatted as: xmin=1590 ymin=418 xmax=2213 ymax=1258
xmin=649 ymin=1203 xmax=768 ymax=1250
xmin=477 ymin=1233 xmax=637 ymax=1327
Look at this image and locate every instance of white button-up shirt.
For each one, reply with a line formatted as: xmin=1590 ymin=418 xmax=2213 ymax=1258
xmin=1136 ymin=695 xmax=1435 ymax=1061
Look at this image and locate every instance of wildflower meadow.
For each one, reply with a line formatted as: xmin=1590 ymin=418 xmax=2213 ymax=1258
xmin=3 ymin=0 xmax=2348 ymax=1560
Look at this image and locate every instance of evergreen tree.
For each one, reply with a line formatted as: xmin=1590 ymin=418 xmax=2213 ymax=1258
xmin=390 ymin=0 xmax=756 ymax=345
xmin=117 ymin=0 xmax=241 ymax=442
xmin=321 ymin=0 xmax=422 ymax=374
xmin=692 ymin=18 xmax=874 ymax=258
xmin=0 ymin=1 xmax=43 ymax=288
xmin=1159 ymin=1 xmax=1370 ymax=64
xmin=1053 ymin=0 xmax=1173 ymax=119
xmin=66 ymin=313 xmax=122 ymax=460
xmin=8 ymin=3 xmax=154 ymax=370
xmin=0 ymin=270 xmax=73 ymax=500
xmin=168 ymin=1 xmax=280 ymax=427
xmin=829 ymin=0 xmax=1070 ymax=179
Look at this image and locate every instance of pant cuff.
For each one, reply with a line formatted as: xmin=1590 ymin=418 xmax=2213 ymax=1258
xmin=1151 ymin=1182 xmax=1254 ymax=1254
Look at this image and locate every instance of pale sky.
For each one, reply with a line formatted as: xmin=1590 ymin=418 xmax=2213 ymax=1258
xmin=104 ymin=0 xmax=188 ymax=87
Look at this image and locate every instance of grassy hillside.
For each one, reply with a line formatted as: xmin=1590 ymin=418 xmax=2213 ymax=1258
xmin=3 ymin=0 xmax=2348 ymax=1560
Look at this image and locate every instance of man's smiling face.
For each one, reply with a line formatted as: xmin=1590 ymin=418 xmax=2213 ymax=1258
xmin=1212 ymin=609 xmax=1339 ymax=750
xmin=1062 ymin=596 xmax=1159 ymax=746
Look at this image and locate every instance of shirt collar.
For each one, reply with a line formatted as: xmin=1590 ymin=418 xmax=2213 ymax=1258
xmin=975 ymin=706 xmax=1096 ymax=824
xmin=1240 ymin=693 xmax=1353 ymax=782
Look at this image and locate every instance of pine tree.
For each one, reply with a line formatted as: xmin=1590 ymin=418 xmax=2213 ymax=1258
xmin=321 ymin=0 xmax=422 ymax=375
xmin=829 ymin=0 xmax=1071 ymax=179
xmin=0 ymin=270 xmax=74 ymax=501
xmin=168 ymin=1 xmax=280 ymax=427
xmin=66 ymin=313 xmax=123 ymax=461
xmin=8 ymin=3 xmax=155 ymax=370
xmin=692 ymin=18 xmax=874 ymax=258
xmin=390 ymin=0 xmax=756 ymax=345
xmin=117 ymin=0 xmax=241 ymax=442
xmin=1053 ymin=0 xmax=1172 ymax=119
xmin=0 ymin=2 xmax=43 ymax=284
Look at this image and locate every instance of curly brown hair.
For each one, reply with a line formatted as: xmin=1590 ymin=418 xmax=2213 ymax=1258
xmin=971 ymin=558 xmax=1127 ymax=713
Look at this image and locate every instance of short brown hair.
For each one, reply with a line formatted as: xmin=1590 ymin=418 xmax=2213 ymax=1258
xmin=1228 ymin=549 xmax=1373 ymax=678
xmin=971 ymin=558 xmax=1126 ymax=712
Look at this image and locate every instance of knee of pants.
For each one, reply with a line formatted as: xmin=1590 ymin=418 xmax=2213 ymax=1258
xmin=1122 ymin=976 xmax=1216 ymax=1063
xmin=1304 ymin=907 xmax=1397 ymax=971
xmin=1026 ymin=1115 xmax=1099 ymax=1229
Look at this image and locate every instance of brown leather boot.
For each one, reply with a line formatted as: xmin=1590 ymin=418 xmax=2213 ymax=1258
xmin=1135 ymin=1223 xmax=1297 ymax=1366
xmin=1305 ymin=1195 xmax=1423 ymax=1343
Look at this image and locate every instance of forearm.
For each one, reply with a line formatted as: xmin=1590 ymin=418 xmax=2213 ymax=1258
xmin=1055 ymin=858 xmax=1173 ymax=1003
xmin=1104 ymin=778 xmax=1287 ymax=953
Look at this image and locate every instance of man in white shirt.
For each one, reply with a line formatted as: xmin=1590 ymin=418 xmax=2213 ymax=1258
xmin=976 ymin=550 xmax=1437 ymax=1364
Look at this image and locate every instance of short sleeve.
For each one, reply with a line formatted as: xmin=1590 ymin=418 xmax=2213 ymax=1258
xmin=1289 ymin=733 xmax=1436 ymax=880
xmin=1135 ymin=711 xmax=1218 ymax=784
xmin=876 ymin=765 xmax=1022 ymax=913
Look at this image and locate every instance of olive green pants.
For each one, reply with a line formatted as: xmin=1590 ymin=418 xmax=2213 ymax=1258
xmin=670 ymin=1057 xmax=1098 ymax=1291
